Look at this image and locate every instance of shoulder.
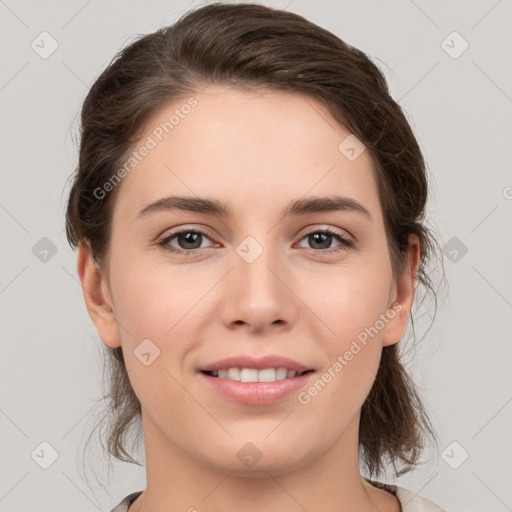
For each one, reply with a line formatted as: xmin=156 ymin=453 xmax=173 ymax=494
xmin=109 ymin=491 xmax=143 ymax=512
xmin=394 ymin=485 xmax=448 ymax=512
xmin=365 ymin=478 xmax=448 ymax=512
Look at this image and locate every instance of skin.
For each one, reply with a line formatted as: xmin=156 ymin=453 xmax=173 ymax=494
xmin=78 ymin=85 xmax=419 ymax=512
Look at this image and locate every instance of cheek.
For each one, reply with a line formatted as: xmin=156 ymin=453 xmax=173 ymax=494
xmin=297 ymin=259 xmax=393 ymax=407
xmin=111 ymin=265 xmax=193 ymax=413
xmin=110 ymin=239 xmax=394 ymax=359
xmin=298 ymin=276 xmax=389 ymax=421
xmin=108 ymin=254 xmax=214 ymax=398
xmin=108 ymin=245 xmax=196 ymax=338
xmin=299 ymin=260 xmax=394 ymax=343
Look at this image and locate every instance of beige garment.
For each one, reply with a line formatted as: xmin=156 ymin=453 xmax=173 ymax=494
xmin=109 ymin=481 xmax=448 ymax=512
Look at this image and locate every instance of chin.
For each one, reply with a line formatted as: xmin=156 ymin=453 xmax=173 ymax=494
xmin=199 ymin=438 xmax=315 ymax=477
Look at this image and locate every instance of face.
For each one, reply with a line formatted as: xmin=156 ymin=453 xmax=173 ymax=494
xmin=79 ymin=85 xmax=418 ymax=477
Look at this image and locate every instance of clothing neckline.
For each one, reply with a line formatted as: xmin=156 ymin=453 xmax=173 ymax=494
xmin=112 ymin=478 xmax=446 ymax=512
xmin=119 ymin=479 xmax=396 ymax=510
xmin=116 ymin=477 xmax=396 ymax=512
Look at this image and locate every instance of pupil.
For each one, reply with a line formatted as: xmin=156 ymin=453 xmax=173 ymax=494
xmin=180 ymin=232 xmax=201 ymax=249
xmin=310 ymin=232 xmax=331 ymax=249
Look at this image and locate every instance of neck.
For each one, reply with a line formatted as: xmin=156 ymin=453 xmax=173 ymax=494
xmin=128 ymin=412 xmax=399 ymax=512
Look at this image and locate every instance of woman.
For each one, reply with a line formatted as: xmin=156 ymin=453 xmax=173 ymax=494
xmin=65 ymin=3 xmax=447 ymax=511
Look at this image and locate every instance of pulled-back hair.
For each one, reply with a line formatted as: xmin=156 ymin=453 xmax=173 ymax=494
xmin=65 ymin=1 xmax=443 ymax=480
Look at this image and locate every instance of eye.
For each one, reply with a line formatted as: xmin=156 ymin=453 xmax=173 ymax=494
xmin=157 ymin=226 xmax=355 ymax=255
xmin=296 ymin=227 xmax=355 ymax=253
xmin=157 ymin=229 xmax=216 ymax=254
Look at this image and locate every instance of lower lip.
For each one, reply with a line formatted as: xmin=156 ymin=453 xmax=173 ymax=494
xmin=198 ymin=371 xmax=315 ymax=405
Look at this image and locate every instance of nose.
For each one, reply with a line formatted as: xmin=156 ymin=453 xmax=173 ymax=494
xmin=219 ymin=241 xmax=298 ymax=333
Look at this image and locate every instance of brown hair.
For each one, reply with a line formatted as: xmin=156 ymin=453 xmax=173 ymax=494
xmin=65 ymin=1 xmax=444 ymax=481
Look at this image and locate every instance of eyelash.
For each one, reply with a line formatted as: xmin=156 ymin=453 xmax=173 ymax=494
xmin=156 ymin=227 xmax=355 ymax=256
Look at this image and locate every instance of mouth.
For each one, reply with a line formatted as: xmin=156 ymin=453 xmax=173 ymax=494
xmin=198 ymin=367 xmax=316 ymax=406
xmin=201 ymin=368 xmax=315 ymax=382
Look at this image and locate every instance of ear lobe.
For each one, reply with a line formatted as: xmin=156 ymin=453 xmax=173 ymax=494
xmin=382 ymin=234 xmax=420 ymax=347
xmin=76 ymin=243 xmax=122 ymax=348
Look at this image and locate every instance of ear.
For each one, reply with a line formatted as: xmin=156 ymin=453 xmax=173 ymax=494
xmin=382 ymin=234 xmax=420 ymax=347
xmin=76 ymin=243 xmax=122 ymax=349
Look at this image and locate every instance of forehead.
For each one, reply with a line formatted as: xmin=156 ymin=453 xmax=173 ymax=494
xmin=113 ymin=85 xmax=380 ymax=221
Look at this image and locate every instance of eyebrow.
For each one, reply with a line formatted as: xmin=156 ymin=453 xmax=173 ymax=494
xmin=136 ymin=194 xmax=372 ymax=221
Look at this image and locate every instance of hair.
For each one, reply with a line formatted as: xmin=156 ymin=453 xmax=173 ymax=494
xmin=65 ymin=1 xmax=445 ymax=482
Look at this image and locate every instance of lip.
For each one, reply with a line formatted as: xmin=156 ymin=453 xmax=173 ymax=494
xmin=198 ymin=370 xmax=316 ymax=405
xmin=198 ymin=355 xmax=313 ymax=373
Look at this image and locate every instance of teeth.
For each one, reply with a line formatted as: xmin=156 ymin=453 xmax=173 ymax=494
xmin=226 ymin=368 xmax=241 ymax=381
xmin=276 ymin=367 xmax=288 ymax=380
xmin=240 ymin=368 xmax=259 ymax=382
xmin=258 ymin=368 xmax=276 ymax=382
xmin=207 ymin=367 xmax=303 ymax=382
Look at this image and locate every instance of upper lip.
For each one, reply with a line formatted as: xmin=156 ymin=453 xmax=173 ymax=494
xmin=199 ymin=355 xmax=314 ymax=373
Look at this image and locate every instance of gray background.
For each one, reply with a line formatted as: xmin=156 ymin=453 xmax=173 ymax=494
xmin=1 ymin=0 xmax=511 ymax=511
